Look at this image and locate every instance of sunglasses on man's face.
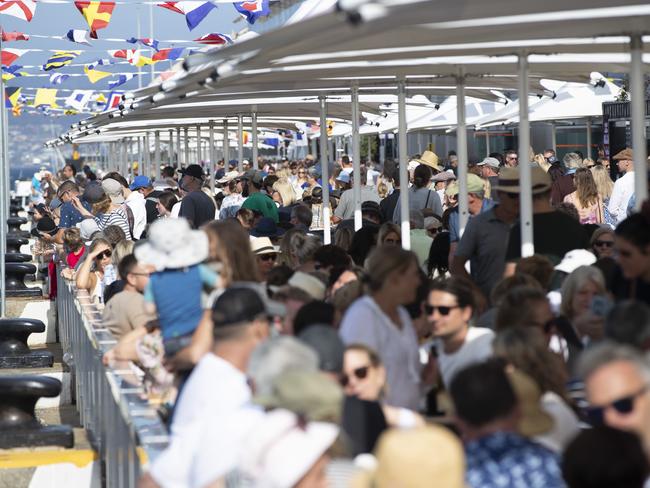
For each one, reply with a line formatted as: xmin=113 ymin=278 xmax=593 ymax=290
xmin=586 ymin=386 xmax=648 ymax=425
xmin=594 ymin=240 xmax=614 ymax=248
xmin=425 ymin=304 xmax=460 ymax=316
xmin=340 ymin=366 xmax=370 ymax=387
xmin=259 ymin=253 xmax=277 ymax=262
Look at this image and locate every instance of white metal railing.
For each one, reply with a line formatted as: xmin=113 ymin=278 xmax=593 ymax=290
xmin=57 ymin=269 xmax=169 ymax=488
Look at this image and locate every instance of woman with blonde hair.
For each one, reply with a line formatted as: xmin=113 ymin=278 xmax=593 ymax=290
xmin=591 ymin=165 xmax=616 ymax=227
xmin=563 ymin=168 xmax=603 ymax=224
xmin=377 ymin=222 xmax=401 ymax=246
xmin=339 ymin=246 xmax=422 ymax=409
xmin=75 ymin=237 xmax=113 ymax=304
xmin=272 ymin=178 xmax=297 ymax=208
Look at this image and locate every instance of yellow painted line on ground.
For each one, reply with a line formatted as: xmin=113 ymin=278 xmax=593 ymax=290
xmin=0 ymin=449 xmax=97 ymax=469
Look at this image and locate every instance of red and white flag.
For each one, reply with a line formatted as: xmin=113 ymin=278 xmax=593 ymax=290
xmin=0 ymin=1 xmax=37 ymax=22
xmin=1 ymin=48 xmax=29 ymax=66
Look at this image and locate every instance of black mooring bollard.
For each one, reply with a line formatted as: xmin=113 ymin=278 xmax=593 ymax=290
xmin=4 ymin=263 xmax=42 ymax=298
xmin=0 ymin=319 xmax=53 ymax=368
xmin=5 ymin=253 xmax=32 ymax=263
xmin=9 ymin=205 xmax=22 ymax=218
xmin=0 ymin=375 xmax=73 ymax=449
xmin=6 ymin=236 xmax=28 ymax=254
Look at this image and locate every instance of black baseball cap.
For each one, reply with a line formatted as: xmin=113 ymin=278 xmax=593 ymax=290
xmin=179 ymin=164 xmax=204 ymax=180
xmin=31 ymin=215 xmax=58 ymax=238
xmin=212 ymin=287 xmax=267 ymax=328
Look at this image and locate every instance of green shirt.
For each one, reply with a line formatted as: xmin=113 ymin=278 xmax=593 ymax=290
xmin=241 ymin=192 xmax=279 ymax=222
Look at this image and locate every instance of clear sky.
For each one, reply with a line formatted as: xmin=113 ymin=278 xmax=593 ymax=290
xmin=2 ymin=1 xmax=241 ymax=91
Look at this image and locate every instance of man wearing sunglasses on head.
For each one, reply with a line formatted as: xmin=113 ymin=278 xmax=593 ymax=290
xmin=427 ymin=277 xmax=494 ymax=388
xmin=580 ymin=342 xmax=650 ymax=461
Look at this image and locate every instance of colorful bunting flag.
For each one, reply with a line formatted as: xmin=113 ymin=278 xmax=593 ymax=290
xmin=66 ymin=90 xmax=92 ymax=111
xmin=4 ymin=87 xmax=21 ymax=108
xmin=65 ymin=29 xmax=92 ymax=45
xmin=1 ymin=31 xmax=30 ymax=42
xmin=34 ymin=88 xmax=58 ymax=108
xmin=43 ymin=51 xmax=81 ymax=71
xmin=126 ymin=37 xmax=160 ymax=51
xmin=108 ymin=73 xmax=136 ymax=89
xmin=84 ymin=64 xmax=111 ymax=83
xmin=152 ymin=47 xmax=184 ymax=62
xmin=158 ymin=2 xmax=216 ymax=30
xmin=233 ymin=0 xmax=270 ymax=24
xmin=109 ymin=49 xmax=141 ymax=65
xmin=0 ymin=1 xmax=36 ymax=22
xmin=104 ymin=91 xmax=123 ymax=111
xmin=12 ymin=104 xmax=22 ymax=116
xmin=2 ymin=64 xmax=28 ymax=80
xmin=86 ymin=58 xmax=113 ymax=70
xmin=74 ymin=1 xmax=116 ymax=39
xmin=49 ymin=73 xmax=70 ymax=85
xmin=194 ymin=33 xmax=232 ymax=45
xmin=1 ymin=48 xmax=28 ymax=66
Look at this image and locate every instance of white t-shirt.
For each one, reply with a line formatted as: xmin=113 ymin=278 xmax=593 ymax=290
xmin=150 ymin=353 xmax=251 ymax=488
xmin=190 ymin=406 xmax=266 ymax=488
xmin=435 ymin=327 xmax=494 ymax=387
xmin=535 ymin=391 xmax=581 ymax=453
xmin=339 ymin=296 xmax=421 ymax=410
xmin=125 ymin=191 xmax=147 ymax=239
xmin=608 ymin=171 xmax=635 ymax=224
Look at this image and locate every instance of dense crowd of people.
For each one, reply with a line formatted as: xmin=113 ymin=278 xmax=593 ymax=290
xmin=27 ymin=146 xmax=650 ymax=487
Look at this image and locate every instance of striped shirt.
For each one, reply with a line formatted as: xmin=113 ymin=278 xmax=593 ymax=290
xmin=94 ymin=207 xmax=132 ymax=240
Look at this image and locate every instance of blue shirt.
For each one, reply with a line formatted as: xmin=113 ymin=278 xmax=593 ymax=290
xmin=465 ymin=432 xmax=565 ymax=488
xmin=144 ymin=264 xmax=218 ymax=340
xmin=59 ymin=200 xmax=91 ymax=229
xmin=449 ymin=199 xmax=494 ymax=243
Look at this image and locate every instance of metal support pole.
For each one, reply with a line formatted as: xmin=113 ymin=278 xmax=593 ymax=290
xmin=167 ymin=129 xmax=172 ymax=167
xmin=183 ymin=127 xmax=190 ymax=166
xmin=397 ymin=79 xmax=410 ymax=250
xmin=456 ymin=72 xmax=469 ymax=239
xmin=518 ymin=54 xmax=534 ymax=257
xmin=196 ymin=125 xmax=202 ymax=163
xmin=319 ymin=96 xmax=331 ymax=244
xmin=586 ymin=118 xmax=592 ymax=160
xmin=145 ymin=133 xmax=151 ymax=177
xmin=238 ymin=115 xmax=244 ymax=171
xmin=351 ymin=84 xmax=362 ymax=231
xmin=630 ymin=34 xmax=648 ymax=209
xmin=252 ymin=110 xmax=259 ymax=170
xmin=551 ymin=123 xmax=557 ymax=154
xmin=0 ymin=40 xmax=8 ymax=315
xmin=485 ymin=129 xmax=491 ymax=156
xmin=176 ymin=127 xmax=181 ymax=168
xmin=154 ymin=131 xmax=161 ymax=181
xmin=223 ymin=119 xmax=230 ymax=169
xmin=137 ymin=136 xmax=142 ymax=177
xmin=367 ymin=135 xmax=372 ymax=163
xmin=209 ymin=121 xmax=216 ymax=194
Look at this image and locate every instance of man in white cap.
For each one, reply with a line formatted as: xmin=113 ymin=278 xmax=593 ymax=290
xmin=476 ymin=157 xmax=501 ymax=191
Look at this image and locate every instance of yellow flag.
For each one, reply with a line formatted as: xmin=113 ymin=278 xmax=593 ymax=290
xmin=34 ymin=88 xmax=58 ymax=108
xmin=84 ymin=65 xmax=111 ymax=84
xmin=95 ymin=93 xmax=107 ymax=104
xmin=135 ymin=56 xmax=153 ymax=67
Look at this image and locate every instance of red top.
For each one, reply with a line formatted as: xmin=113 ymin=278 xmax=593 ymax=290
xmin=67 ymin=247 xmax=85 ymax=268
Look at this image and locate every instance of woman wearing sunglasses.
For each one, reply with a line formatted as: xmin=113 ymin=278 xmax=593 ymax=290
xmin=342 ymin=344 xmax=424 ymax=428
xmin=75 ymin=237 xmax=113 ymax=305
xmin=590 ymin=227 xmax=615 ymax=259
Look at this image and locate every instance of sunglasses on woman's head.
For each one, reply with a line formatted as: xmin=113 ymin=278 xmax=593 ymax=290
xmin=594 ymin=240 xmax=614 ymax=248
xmin=586 ymin=386 xmax=648 ymax=425
xmin=340 ymin=366 xmax=369 ymax=387
xmin=425 ymin=304 xmax=460 ymax=316
xmin=96 ymin=249 xmax=112 ymax=260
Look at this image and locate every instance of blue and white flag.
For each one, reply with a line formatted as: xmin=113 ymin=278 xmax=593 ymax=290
xmin=49 ymin=73 xmax=70 ymax=85
xmin=64 ymin=29 xmax=91 ymax=46
xmin=86 ymin=58 xmax=113 ymax=70
xmin=159 ymin=2 xmax=217 ymax=31
xmin=126 ymin=37 xmax=160 ymax=51
xmin=109 ymin=73 xmax=137 ymax=89
xmin=65 ymin=89 xmax=92 ymax=111
xmin=233 ymin=0 xmax=270 ymax=24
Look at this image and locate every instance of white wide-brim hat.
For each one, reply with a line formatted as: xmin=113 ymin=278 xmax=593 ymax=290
xmin=135 ymin=217 xmax=208 ymax=271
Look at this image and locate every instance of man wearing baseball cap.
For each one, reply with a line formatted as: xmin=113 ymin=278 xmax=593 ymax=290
xmin=476 ymin=157 xmax=501 ymax=191
xmin=178 ymin=164 xmax=216 ymax=229
xmin=144 ymin=286 xmax=271 ymax=488
xmin=241 ymin=169 xmax=279 ymax=222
